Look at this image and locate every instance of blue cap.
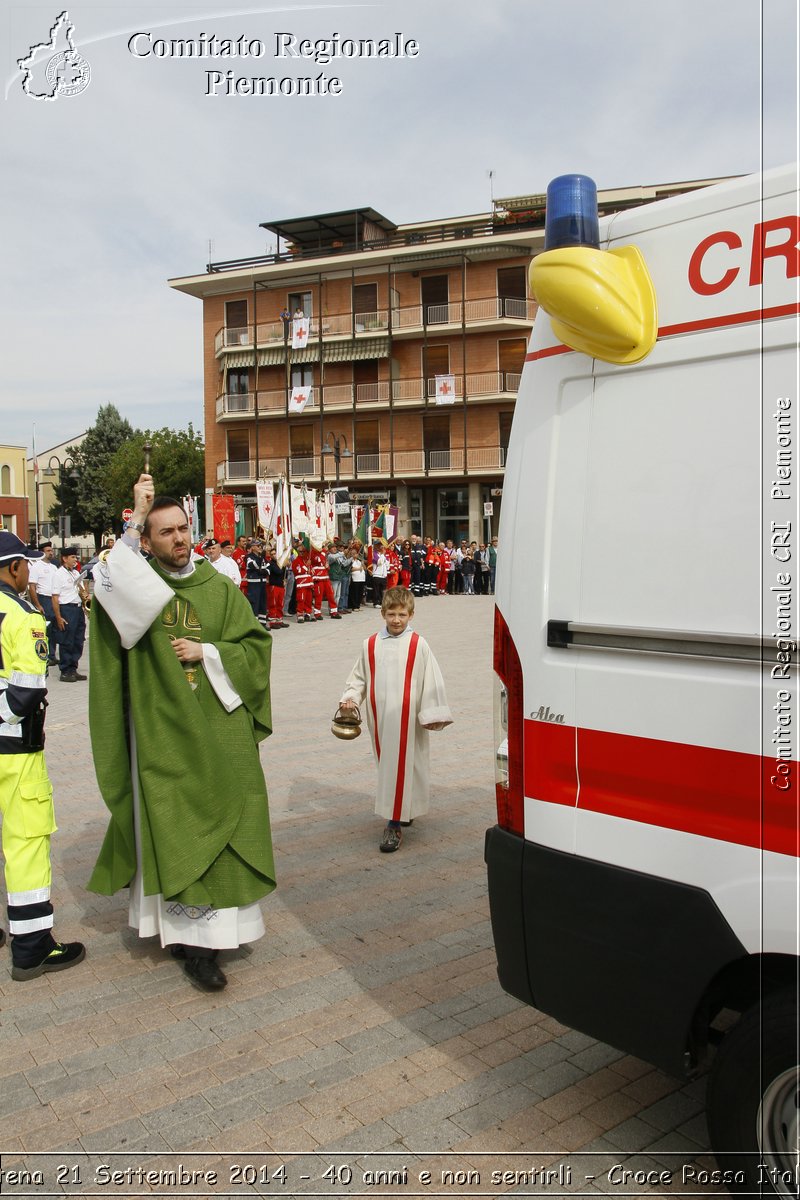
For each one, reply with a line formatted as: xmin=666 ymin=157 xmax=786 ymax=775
xmin=544 ymin=174 xmax=600 ymax=250
xmin=0 ymin=532 xmax=44 ymax=564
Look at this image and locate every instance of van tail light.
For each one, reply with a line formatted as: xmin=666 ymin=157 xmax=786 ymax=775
xmin=493 ymin=605 xmax=524 ymax=835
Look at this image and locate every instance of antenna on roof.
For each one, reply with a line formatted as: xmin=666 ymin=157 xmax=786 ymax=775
xmin=487 ymin=169 xmax=495 ymax=210
xmin=207 ymin=237 xmax=214 ymax=264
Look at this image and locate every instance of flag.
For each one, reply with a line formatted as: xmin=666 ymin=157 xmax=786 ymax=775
xmin=354 ymin=502 xmax=372 ymax=546
xmin=291 ymin=484 xmax=312 ymax=534
xmin=275 ymin=479 xmax=292 ymax=567
xmin=291 ymin=316 xmax=310 ymax=349
xmin=255 ymin=480 xmax=275 ymax=532
xmin=310 ymin=496 xmax=325 ymax=549
xmin=372 ymin=505 xmax=388 ymax=544
xmin=435 ymin=374 xmax=456 ymax=404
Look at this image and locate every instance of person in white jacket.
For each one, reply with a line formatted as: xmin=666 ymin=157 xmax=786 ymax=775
xmin=339 ymin=586 xmax=452 ymax=853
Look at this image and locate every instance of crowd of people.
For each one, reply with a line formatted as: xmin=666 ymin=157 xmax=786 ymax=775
xmin=197 ymin=532 xmax=500 ymax=631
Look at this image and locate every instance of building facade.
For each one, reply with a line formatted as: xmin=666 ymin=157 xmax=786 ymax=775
xmin=0 ymin=445 xmax=29 ymax=537
xmin=26 ymin=434 xmax=93 ymax=554
xmin=170 ymin=179 xmax=724 ymax=543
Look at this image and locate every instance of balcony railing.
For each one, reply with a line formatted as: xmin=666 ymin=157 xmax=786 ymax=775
xmin=206 ymin=213 xmax=547 ymax=273
xmin=215 ymin=373 xmax=521 ymax=419
xmin=216 ymin=445 xmax=506 ymax=486
xmin=214 ymin=296 xmax=536 ymax=353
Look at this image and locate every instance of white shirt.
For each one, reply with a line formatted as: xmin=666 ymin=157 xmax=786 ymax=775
xmin=52 ymin=565 xmax=82 ymax=605
xmin=210 ymin=554 xmax=242 ymax=585
xmin=28 ymin=558 xmax=58 ymax=596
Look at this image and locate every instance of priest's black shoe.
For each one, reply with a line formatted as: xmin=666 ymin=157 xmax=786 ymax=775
xmin=0 ymin=928 xmax=6 ymax=948
xmin=183 ymin=955 xmax=227 ymax=991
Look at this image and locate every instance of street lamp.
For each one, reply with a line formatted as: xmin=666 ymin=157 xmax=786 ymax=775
xmin=321 ymin=432 xmax=353 ymax=483
xmin=44 ymin=454 xmax=78 ymax=552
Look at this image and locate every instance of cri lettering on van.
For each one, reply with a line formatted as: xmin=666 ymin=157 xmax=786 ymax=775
xmin=688 ymin=216 xmax=800 ymax=294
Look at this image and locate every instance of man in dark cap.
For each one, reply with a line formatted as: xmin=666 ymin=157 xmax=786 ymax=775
xmin=0 ymin=532 xmax=86 ymax=980
xmin=51 ymin=546 xmax=88 ymax=681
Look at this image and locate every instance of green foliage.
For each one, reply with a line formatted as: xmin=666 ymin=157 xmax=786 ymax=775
xmin=48 ymin=407 xmax=205 ymax=549
xmin=49 ymin=404 xmax=135 ymax=546
xmin=105 ymin=426 xmax=205 ymax=524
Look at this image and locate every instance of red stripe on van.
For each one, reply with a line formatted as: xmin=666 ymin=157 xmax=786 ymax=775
xmin=524 ymin=719 xmax=798 ymax=858
xmin=525 ymin=301 xmax=800 ymax=362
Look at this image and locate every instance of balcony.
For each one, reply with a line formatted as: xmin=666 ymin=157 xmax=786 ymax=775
xmin=215 ymin=446 xmax=506 ymax=486
xmin=214 ymin=296 xmax=536 ymax=355
xmin=214 ymin=372 xmax=522 ymax=421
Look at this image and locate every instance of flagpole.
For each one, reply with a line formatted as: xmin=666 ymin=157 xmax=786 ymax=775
xmin=32 ymin=423 xmax=40 ymax=546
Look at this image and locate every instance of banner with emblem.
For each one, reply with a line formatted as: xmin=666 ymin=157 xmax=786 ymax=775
xmin=290 ymin=484 xmax=312 ymax=535
xmin=181 ymin=494 xmax=200 ymax=543
xmin=434 ymin=374 xmax=457 ymax=404
xmin=310 ymin=496 xmax=325 ymax=549
xmin=212 ymin=494 xmax=236 ymax=544
xmin=325 ymin=489 xmax=336 ymax=540
xmin=255 ymin=480 xmax=275 ymax=533
xmin=289 ymin=385 xmax=312 ymax=413
xmin=291 ymin=316 xmax=310 ymax=349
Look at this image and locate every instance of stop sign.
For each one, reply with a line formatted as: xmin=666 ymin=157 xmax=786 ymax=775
xmin=122 ymin=507 xmax=133 ymax=522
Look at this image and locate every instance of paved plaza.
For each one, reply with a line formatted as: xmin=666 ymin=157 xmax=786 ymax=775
xmin=0 ymin=592 xmax=726 ymax=1196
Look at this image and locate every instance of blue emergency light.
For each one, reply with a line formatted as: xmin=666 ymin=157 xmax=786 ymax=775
xmin=544 ymin=174 xmax=600 ymax=250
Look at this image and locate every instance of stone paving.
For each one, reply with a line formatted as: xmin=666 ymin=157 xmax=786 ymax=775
xmin=0 ymin=592 xmax=727 ymax=1196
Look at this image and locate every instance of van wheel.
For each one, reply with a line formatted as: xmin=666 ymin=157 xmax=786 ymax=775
xmin=706 ymin=989 xmax=799 ymax=1196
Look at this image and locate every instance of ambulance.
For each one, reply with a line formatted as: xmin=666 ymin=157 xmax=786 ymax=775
xmin=486 ymin=165 xmax=799 ymax=1193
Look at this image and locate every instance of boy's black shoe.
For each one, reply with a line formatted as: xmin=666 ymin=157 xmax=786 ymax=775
xmin=380 ymin=825 xmax=402 ymax=853
xmin=0 ymin=928 xmax=5 ymax=948
xmin=11 ymin=941 xmax=86 ymax=981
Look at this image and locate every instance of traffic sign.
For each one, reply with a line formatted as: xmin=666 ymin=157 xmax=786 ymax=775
xmin=122 ymin=507 xmax=133 ymax=522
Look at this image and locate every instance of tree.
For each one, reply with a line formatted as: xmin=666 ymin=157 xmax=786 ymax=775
xmin=105 ymin=425 xmax=205 ymax=527
xmin=49 ymin=404 xmax=135 ymax=549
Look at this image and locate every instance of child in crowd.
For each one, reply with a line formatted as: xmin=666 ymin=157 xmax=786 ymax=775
xmin=339 ymin=586 xmax=452 ymax=853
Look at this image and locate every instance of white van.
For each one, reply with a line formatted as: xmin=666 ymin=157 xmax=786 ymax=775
xmin=487 ymin=165 xmax=798 ymax=1193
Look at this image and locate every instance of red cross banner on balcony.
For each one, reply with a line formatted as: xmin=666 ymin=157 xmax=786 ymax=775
xmin=212 ymin=493 xmax=236 ymax=545
xmin=289 ymin=385 xmax=312 ymax=413
xmin=435 ymin=374 xmax=456 ymax=404
xmin=291 ymin=316 xmax=310 ymax=349
xmin=256 ymin=480 xmax=275 ymax=533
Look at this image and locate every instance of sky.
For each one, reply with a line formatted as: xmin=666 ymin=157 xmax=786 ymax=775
xmin=1 ymin=0 xmax=798 ymax=455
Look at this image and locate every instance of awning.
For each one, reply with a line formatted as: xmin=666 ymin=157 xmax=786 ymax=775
xmin=226 ymin=337 xmax=391 ymax=368
xmin=323 ymin=337 xmax=389 ymax=362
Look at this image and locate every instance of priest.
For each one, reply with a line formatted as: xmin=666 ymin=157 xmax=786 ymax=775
xmin=87 ymin=475 xmax=276 ymax=990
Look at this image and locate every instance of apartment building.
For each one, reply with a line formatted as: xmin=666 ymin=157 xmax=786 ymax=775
xmin=169 ymin=178 xmax=724 ymax=543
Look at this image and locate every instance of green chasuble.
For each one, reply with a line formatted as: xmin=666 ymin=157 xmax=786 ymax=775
xmin=88 ymin=558 xmax=276 ymax=908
